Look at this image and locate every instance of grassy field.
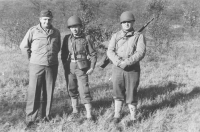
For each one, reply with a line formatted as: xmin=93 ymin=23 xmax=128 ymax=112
xmin=1 ymin=36 xmax=200 ymax=132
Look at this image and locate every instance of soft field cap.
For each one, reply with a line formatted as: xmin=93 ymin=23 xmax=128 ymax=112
xmin=40 ymin=10 xmax=53 ymax=18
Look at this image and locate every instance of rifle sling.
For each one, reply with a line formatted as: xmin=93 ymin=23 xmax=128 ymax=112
xmin=115 ymin=32 xmax=140 ymax=53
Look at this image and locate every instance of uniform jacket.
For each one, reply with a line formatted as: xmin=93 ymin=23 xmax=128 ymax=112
xmin=20 ymin=24 xmax=61 ymax=66
xmin=107 ymin=30 xmax=146 ymax=67
xmin=61 ymin=33 xmax=97 ymax=69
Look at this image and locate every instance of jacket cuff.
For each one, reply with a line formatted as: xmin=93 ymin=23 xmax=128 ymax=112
xmin=124 ymin=59 xmax=130 ymax=66
xmin=90 ymin=62 xmax=95 ymax=69
xmin=115 ymin=57 xmax=122 ymax=66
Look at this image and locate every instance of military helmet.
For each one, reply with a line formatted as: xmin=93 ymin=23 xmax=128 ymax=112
xmin=67 ymin=15 xmax=82 ymax=28
xmin=120 ymin=11 xmax=135 ymax=23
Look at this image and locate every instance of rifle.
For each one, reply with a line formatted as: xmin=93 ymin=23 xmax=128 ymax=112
xmin=138 ymin=17 xmax=154 ymax=32
xmin=99 ymin=17 xmax=154 ymax=69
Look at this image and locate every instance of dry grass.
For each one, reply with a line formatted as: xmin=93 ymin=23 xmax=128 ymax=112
xmin=1 ymin=36 xmax=200 ymax=132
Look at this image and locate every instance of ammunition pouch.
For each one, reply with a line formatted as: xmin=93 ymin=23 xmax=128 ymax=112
xmin=99 ymin=54 xmax=110 ymax=68
xmin=75 ymin=54 xmax=89 ymax=70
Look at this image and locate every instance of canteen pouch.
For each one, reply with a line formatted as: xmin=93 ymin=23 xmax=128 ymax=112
xmin=77 ymin=59 xmax=89 ymax=69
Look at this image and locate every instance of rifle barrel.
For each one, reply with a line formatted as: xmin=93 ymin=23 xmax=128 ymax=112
xmin=138 ymin=17 xmax=154 ymax=32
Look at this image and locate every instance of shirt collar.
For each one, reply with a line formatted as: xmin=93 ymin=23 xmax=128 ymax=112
xmin=121 ymin=28 xmax=135 ymax=37
xmin=37 ymin=24 xmax=54 ymax=35
xmin=70 ymin=32 xmax=85 ymax=39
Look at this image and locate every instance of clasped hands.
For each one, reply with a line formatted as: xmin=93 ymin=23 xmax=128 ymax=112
xmin=118 ymin=60 xmax=128 ymax=69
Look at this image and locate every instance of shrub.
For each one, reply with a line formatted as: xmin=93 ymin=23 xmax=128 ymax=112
xmin=146 ymin=0 xmax=175 ymax=53
xmin=0 ymin=0 xmax=200 ymax=52
xmin=0 ymin=3 xmax=38 ymax=49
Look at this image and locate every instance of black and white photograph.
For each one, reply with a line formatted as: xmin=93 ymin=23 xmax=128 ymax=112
xmin=0 ymin=0 xmax=200 ymax=131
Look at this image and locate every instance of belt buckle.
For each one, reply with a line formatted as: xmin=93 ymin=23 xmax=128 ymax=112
xmin=71 ymin=60 xmax=77 ymax=63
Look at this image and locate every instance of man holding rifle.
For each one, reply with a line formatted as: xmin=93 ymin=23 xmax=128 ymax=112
xmin=107 ymin=11 xmax=146 ymax=124
xmin=100 ymin=15 xmax=154 ymax=69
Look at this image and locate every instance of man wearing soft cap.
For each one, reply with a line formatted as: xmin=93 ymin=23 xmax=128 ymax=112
xmin=20 ymin=9 xmax=61 ymax=129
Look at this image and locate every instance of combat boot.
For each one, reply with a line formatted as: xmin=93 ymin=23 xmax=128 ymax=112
xmin=68 ymin=98 xmax=79 ymax=121
xmin=71 ymin=98 xmax=79 ymax=113
xmin=113 ymin=100 xmax=123 ymax=124
xmin=84 ymin=103 xmax=94 ymax=121
xmin=128 ymin=104 xmax=137 ymax=122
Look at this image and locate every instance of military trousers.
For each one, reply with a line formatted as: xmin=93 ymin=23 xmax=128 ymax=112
xmin=112 ymin=65 xmax=140 ymax=105
xmin=26 ymin=63 xmax=58 ymax=122
xmin=65 ymin=62 xmax=92 ymax=104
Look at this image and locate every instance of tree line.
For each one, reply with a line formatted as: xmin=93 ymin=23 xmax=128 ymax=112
xmin=0 ymin=0 xmax=199 ymax=53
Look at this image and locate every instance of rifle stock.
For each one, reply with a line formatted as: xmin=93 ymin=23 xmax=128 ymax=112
xmin=99 ymin=17 xmax=154 ymax=69
xmin=99 ymin=54 xmax=110 ymax=68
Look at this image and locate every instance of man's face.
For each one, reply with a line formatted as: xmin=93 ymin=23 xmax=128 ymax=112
xmin=121 ymin=21 xmax=134 ymax=31
xmin=69 ymin=25 xmax=82 ymax=36
xmin=39 ymin=17 xmax=52 ymax=29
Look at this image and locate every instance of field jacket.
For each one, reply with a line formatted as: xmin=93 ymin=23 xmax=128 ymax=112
xmin=107 ymin=30 xmax=146 ymax=67
xmin=61 ymin=33 xmax=97 ymax=69
xmin=20 ymin=24 xmax=61 ymax=66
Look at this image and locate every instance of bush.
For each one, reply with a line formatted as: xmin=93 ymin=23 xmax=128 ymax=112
xmin=145 ymin=0 xmax=175 ymax=53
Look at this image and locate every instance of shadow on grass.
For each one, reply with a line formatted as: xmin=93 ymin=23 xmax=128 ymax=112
xmin=52 ymin=82 xmax=113 ymax=117
xmin=0 ymin=92 xmax=71 ymax=124
xmin=90 ymin=83 xmax=113 ymax=114
xmin=2 ymin=81 xmax=200 ymax=125
xmin=50 ymin=92 xmax=72 ymax=117
xmin=0 ymin=82 xmax=113 ymax=125
xmin=0 ymin=101 xmax=26 ymax=125
xmin=138 ymin=81 xmax=200 ymax=121
xmin=138 ymin=81 xmax=186 ymax=101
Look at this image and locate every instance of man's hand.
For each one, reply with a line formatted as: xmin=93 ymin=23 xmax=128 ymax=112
xmin=86 ymin=68 xmax=94 ymax=75
xmin=118 ymin=61 xmax=127 ymax=69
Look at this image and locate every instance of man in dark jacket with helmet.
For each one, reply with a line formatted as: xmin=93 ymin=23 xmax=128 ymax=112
xmin=107 ymin=11 xmax=146 ymax=124
xmin=61 ymin=15 xmax=97 ymax=121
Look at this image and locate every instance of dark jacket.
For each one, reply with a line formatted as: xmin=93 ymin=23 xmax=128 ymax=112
xmin=61 ymin=33 xmax=97 ymax=69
